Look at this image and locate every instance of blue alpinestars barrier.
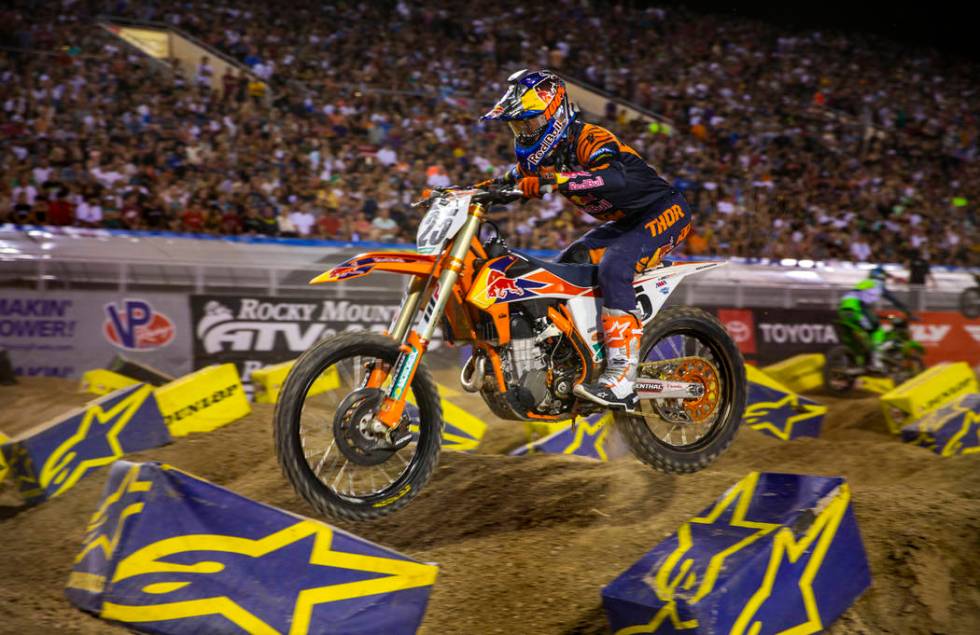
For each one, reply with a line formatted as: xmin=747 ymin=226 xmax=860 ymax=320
xmin=509 ymin=412 xmax=629 ymax=461
xmin=0 ymin=431 xmax=9 ymax=483
xmin=66 ymin=461 xmax=439 ymax=634
xmin=742 ymin=366 xmax=827 ymax=441
xmin=0 ymin=384 xmax=171 ymax=505
xmin=901 ymin=393 xmax=980 ymax=457
xmin=405 ymin=385 xmax=487 ymax=452
xmin=601 ymin=472 xmax=871 ymax=635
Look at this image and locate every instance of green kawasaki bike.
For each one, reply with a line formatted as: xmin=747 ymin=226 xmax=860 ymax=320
xmin=823 ymin=311 xmax=925 ymax=394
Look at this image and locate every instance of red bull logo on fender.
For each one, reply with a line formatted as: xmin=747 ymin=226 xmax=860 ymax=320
xmin=485 ymin=270 xmax=525 ymax=301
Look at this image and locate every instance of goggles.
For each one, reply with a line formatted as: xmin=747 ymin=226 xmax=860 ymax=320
xmin=507 ymin=113 xmax=549 ymax=143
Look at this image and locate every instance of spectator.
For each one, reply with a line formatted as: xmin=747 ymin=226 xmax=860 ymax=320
xmin=196 ymin=56 xmax=213 ymax=89
xmin=0 ymin=0 xmax=974 ymax=267
xmin=46 ymin=189 xmax=74 ymax=226
xmin=288 ymin=203 xmax=316 ymax=236
xmin=180 ymin=201 xmax=206 ymax=233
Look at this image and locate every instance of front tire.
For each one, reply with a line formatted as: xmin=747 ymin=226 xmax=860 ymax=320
xmin=274 ymin=331 xmax=443 ymax=521
xmin=960 ymin=287 xmax=980 ymax=319
xmin=823 ymin=345 xmax=857 ymax=394
xmin=616 ymin=307 xmax=747 ymax=473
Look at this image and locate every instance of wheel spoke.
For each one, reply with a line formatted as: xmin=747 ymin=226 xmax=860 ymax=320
xmin=636 ymin=329 xmax=728 ymax=449
xmin=331 ymin=460 xmax=348 ymax=490
xmin=313 ymin=440 xmax=335 ymax=475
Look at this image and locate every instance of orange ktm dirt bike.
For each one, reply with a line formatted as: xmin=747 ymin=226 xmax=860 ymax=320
xmin=274 ymin=187 xmax=747 ymax=521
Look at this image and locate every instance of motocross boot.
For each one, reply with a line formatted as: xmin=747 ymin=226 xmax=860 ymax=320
xmin=867 ymin=328 xmax=888 ymax=374
xmin=574 ymin=308 xmax=643 ymax=410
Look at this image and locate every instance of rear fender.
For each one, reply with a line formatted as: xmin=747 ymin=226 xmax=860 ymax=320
xmin=310 ymin=252 xmax=436 ymax=284
xmin=633 ymin=261 xmax=727 ymax=323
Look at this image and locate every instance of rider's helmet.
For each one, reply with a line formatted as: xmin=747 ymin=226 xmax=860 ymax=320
xmin=869 ymin=265 xmax=887 ymax=281
xmin=481 ymin=69 xmax=576 ymax=175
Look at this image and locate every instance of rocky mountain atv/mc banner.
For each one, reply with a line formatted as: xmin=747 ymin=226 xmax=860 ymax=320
xmin=190 ymin=295 xmax=403 ymax=393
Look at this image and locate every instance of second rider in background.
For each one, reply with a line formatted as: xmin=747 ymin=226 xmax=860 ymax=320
xmin=481 ymin=69 xmax=693 ymax=411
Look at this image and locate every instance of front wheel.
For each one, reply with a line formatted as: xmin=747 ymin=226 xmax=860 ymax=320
xmin=892 ymin=349 xmax=924 ymax=385
xmin=823 ymin=345 xmax=858 ymax=394
xmin=274 ymin=331 xmax=443 ymax=521
xmin=616 ymin=307 xmax=747 ymax=473
xmin=960 ymin=287 xmax=980 ymax=319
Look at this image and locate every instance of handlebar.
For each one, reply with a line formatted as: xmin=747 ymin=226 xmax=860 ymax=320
xmin=411 ymin=186 xmax=524 ymax=209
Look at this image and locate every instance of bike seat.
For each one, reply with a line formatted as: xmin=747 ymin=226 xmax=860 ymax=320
xmin=511 ymin=249 xmax=597 ymax=288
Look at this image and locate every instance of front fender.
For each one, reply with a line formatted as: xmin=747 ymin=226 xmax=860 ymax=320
xmin=309 ymin=252 xmax=436 ymax=284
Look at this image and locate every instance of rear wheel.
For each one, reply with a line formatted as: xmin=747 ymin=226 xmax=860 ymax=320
xmin=616 ymin=307 xmax=746 ymax=473
xmin=274 ymin=331 xmax=443 ymax=521
xmin=823 ymin=345 xmax=857 ymax=394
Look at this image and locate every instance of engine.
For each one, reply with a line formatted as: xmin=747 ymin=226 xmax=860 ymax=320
xmin=499 ymin=309 xmax=580 ymax=416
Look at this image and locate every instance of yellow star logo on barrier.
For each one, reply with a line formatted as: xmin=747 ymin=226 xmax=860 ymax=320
xmin=617 ymin=472 xmax=781 ymax=634
xmin=942 ymin=410 xmax=980 ymax=457
xmin=743 ymin=395 xmax=826 ymax=441
xmin=564 ymin=414 xmax=614 ymax=460
xmin=729 ymin=484 xmax=851 ymax=635
xmin=74 ymin=463 xmax=154 ymax=564
xmin=39 ymin=385 xmax=153 ymax=498
xmin=100 ymin=520 xmax=438 ymax=635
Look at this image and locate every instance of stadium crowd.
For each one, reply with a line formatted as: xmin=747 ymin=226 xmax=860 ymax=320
xmin=0 ymin=0 xmax=977 ymax=265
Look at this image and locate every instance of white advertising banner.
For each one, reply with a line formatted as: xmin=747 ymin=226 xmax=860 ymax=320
xmin=0 ymin=291 xmax=193 ymax=379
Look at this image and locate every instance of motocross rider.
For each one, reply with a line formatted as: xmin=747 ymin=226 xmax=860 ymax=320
xmin=481 ymin=69 xmax=692 ymax=410
xmin=838 ymin=266 xmax=910 ymax=373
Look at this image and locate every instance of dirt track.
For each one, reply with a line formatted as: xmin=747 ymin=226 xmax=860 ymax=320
xmin=1 ymin=375 xmax=979 ymax=635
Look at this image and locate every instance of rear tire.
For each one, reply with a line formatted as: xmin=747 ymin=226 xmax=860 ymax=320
xmin=823 ymin=345 xmax=857 ymax=394
xmin=616 ymin=307 xmax=746 ymax=473
xmin=274 ymin=331 xmax=443 ymax=521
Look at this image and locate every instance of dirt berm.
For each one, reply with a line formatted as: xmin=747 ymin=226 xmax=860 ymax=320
xmin=1 ymin=375 xmax=978 ymax=634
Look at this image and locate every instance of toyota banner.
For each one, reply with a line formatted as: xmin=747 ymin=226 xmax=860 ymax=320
xmin=715 ymin=307 xmax=979 ymax=367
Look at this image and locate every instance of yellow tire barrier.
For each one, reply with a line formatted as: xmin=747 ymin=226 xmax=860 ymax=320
xmin=155 ymin=364 xmax=251 ymax=437
xmin=760 ymin=353 xmax=825 ymax=394
xmin=901 ymin=393 xmax=980 ymax=456
xmin=854 ymin=375 xmax=895 ymax=395
xmin=251 ymin=360 xmax=340 ymax=404
xmin=80 ymin=369 xmax=140 ymax=396
xmin=0 ymin=385 xmax=171 ymax=504
xmin=743 ymin=365 xmax=828 ymax=441
xmin=405 ymin=383 xmax=487 ymax=452
xmin=880 ymin=362 xmax=978 ymax=434
xmin=67 ymin=460 xmax=438 ymax=634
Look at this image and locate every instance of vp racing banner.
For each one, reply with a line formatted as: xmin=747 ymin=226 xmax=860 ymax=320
xmin=191 ymin=295 xmax=415 ymax=393
xmin=0 ymin=291 xmax=192 ymax=379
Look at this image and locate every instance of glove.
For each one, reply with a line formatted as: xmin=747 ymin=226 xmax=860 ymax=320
xmin=517 ymin=174 xmax=557 ymax=199
xmin=473 ymin=169 xmax=518 ymax=190
xmin=517 ymin=176 xmax=542 ymax=198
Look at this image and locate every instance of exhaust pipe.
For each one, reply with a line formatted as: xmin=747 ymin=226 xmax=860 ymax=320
xmin=460 ymin=355 xmax=486 ymax=393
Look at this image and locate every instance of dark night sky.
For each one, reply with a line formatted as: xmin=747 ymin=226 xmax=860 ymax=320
xmin=657 ymin=1 xmax=979 ymax=60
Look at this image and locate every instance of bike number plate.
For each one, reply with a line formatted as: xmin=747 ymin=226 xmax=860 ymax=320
xmin=416 ymin=194 xmax=471 ymax=255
